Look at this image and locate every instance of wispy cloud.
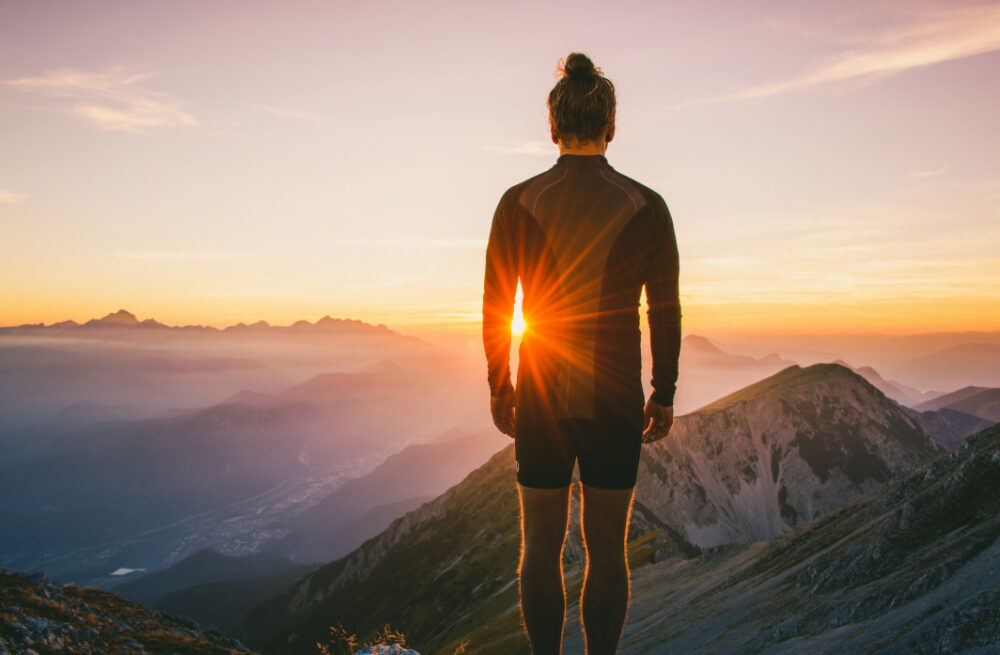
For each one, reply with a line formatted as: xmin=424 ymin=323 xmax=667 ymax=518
xmin=909 ymin=164 xmax=948 ymax=178
xmin=114 ymin=250 xmax=237 ymax=261
xmin=698 ymin=5 xmax=1000 ymax=104
xmin=487 ymin=141 xmax=556 ymax=157
xmin=6 ymin=67 xmax=198 ymax=133
xmin=0 ymin=188 xmax=26 ymax=204
xmin=257 ymin=105 xmax=326 ymax=122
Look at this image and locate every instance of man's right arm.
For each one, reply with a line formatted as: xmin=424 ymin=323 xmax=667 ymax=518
xmin=482 ymin=191 xmax=517 ymax=399
xmin=644 ymin=200 xmax=681 ymax=408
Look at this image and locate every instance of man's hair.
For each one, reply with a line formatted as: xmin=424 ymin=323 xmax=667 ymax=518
xmin=548 ymin=52 xmax=616 ymax=146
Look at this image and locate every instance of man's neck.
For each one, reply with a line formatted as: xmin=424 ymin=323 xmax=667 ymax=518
xmin=558 ymin=140 xmax=607 ymax=156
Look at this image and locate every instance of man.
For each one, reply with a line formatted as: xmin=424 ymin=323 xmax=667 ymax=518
xmin=482 ymin=52 xmax=681 ymax=655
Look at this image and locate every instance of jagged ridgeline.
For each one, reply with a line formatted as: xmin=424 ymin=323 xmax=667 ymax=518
xmin=237 ymin=363 xmax=982 ymax=654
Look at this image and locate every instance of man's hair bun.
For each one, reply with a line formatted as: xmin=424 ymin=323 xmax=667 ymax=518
xmin=549 ymin=51 xmax=616 ymax=146
xmin=563 ymin=52 xmax=596 ymax=80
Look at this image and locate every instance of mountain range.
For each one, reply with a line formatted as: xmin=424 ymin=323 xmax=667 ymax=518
xmin=2 ymin=357 xmax=995 ymax=653
xmin=0 ymin=308 xmax=399 ymax=337
xmin=236 ymin=363 xmax=994 ymax=654
xmin=0 ymin=363 xmax=495 ymax=584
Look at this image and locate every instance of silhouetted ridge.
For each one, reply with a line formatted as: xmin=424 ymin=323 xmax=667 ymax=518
xmin=697 ymin=363 xmax=862 ymax=413
xmin=1 ymin=308 xmax=399 ymax=336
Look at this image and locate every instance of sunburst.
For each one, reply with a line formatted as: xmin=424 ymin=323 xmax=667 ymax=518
xmin=511 ymin=282 xmax=527 ymax=334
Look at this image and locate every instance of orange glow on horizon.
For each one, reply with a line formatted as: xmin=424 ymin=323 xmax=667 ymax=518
xmin=1 ymin=292 xmax=997 ymax=337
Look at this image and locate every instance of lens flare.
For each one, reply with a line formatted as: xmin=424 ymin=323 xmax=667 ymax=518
xmin=511 ymin=282 xmax=527 ymax=334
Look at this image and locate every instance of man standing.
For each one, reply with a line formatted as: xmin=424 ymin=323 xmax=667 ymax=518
xmin=482 ymin=52 xmax=681 ymax=655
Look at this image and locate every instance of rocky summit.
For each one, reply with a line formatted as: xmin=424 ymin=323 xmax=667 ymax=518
xmin=0 ymin=569 xmax=256 ymax=655
xmin=636 ymin=363 xmax=942 ymax=547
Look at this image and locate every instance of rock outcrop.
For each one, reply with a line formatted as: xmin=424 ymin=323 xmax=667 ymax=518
xmin=0 ymin=569 xmax=256 ymax=654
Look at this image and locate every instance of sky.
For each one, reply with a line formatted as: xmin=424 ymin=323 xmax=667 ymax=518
xmin=1 ymin=0 xmax=998 ymax=339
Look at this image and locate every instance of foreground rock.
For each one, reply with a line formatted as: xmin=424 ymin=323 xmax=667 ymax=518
xmin=0 ymin=569 xmax=256 ymax=654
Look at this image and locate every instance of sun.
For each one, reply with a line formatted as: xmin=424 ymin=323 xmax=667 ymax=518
xmin=511 ymin=282 xmax=527 ymax=335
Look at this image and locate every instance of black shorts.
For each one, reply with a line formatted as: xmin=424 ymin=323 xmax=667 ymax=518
xmin=514 ymin=417 xmax=643 ymax=490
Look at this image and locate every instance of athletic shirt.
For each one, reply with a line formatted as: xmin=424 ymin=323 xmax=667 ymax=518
xmin=483 ymin=154 xmax=681 ymax=432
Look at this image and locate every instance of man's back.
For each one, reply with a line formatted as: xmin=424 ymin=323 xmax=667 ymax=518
xmin=483 ymin=153 xmax=681 ymax=434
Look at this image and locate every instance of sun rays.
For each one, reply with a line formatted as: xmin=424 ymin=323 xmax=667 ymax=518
xmin=512 ymin=282 xmax=527 ymax=335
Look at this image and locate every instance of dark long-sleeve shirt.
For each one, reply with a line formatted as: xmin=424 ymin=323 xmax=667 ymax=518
xmin=483 ymin=154 xmax=681 ymax=432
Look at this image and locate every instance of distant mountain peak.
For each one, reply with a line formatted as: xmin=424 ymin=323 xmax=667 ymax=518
xmin=683 ymin=334 xmax=724 ymax=354
xmin=90 ymin=309 xmax=140 ymax=326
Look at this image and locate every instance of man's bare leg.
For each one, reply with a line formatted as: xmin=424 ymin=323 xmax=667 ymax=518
xmin=518 ymin=483 xmax=572 ymax=655
xmin=580 ymin=483 xmax=635 ymax=655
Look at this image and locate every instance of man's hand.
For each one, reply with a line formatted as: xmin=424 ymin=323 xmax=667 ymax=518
xmin=642 ymin=395 xmax=674 ymax=444
xmin=491 ymin=391 xmax=516 ymax=438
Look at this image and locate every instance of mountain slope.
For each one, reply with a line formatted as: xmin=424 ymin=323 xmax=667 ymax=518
xmin=905 ymin=406 xmax=993 ymax=450
xmin=832 ymin=360 xmax=942 ymax=406
xmin=114 ymin=549 xmax=316 ymax=607
xmin=239 ymin=446 xmax=523 ymax=654
xmin=593 ymin=421 xmax=1000 ymax=654
xmin=0 ymin=569 xmax=256 ymax=654
xmin=636 ymin=364 xmax=941 ymax=547
xmin=276 ymin=431 xmax=507 ymax=562
xmin=915 ymin=385 xmax=1000 ymax=422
